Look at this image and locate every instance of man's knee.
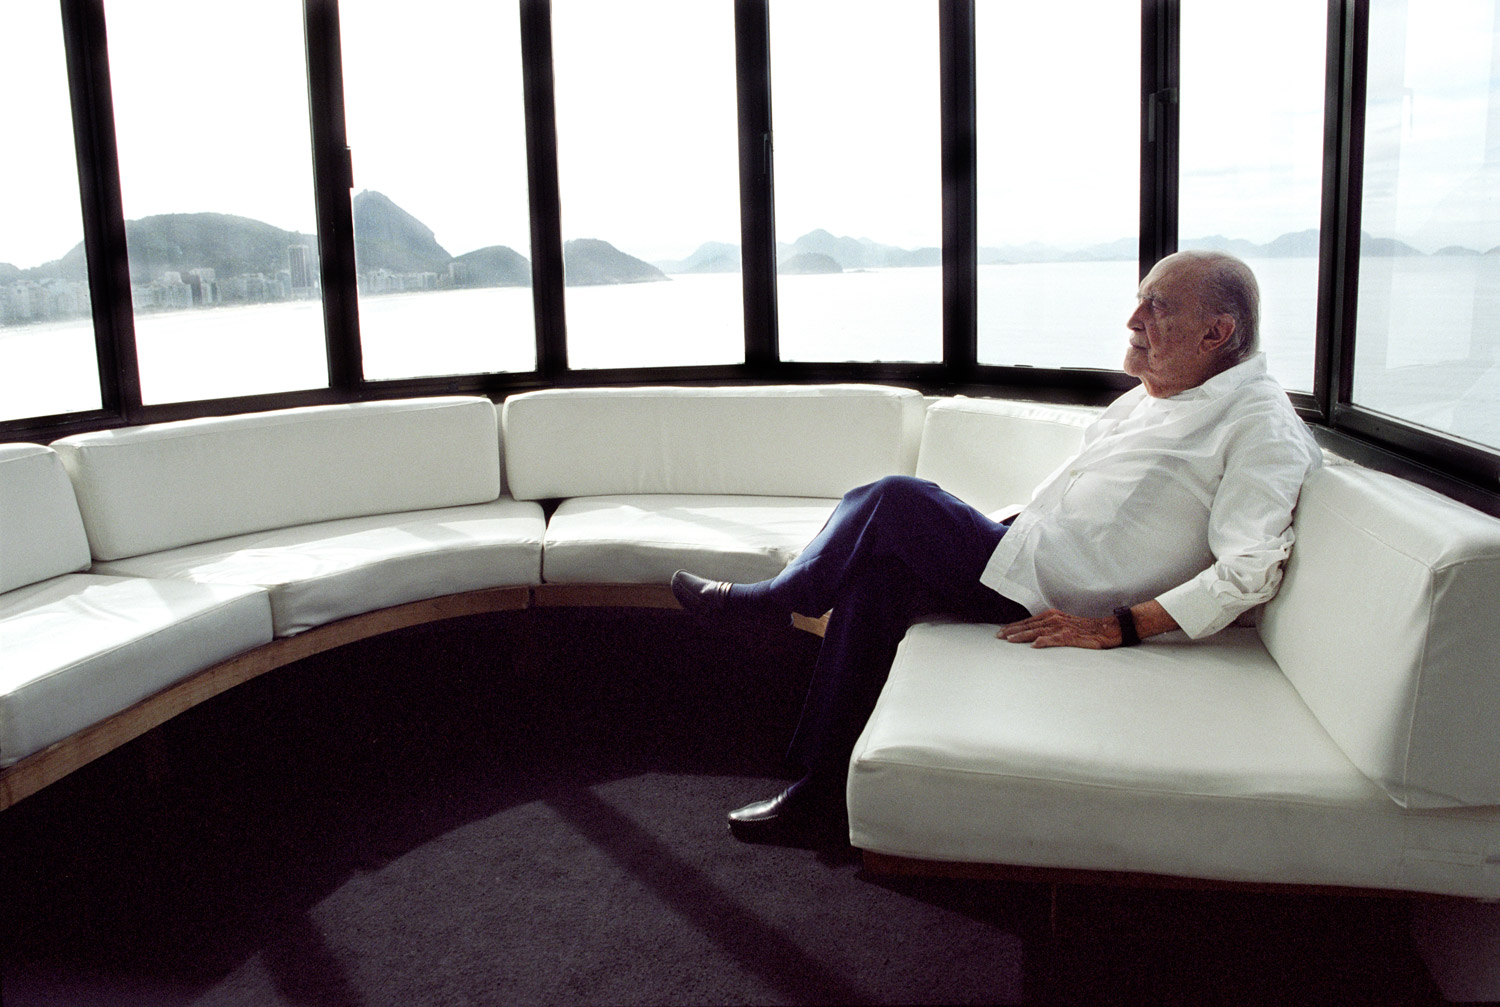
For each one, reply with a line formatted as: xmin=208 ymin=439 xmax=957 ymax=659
xmin=860 ymin=474 xmax=938 ymax=504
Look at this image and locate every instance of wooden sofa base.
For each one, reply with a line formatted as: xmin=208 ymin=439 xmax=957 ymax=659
xmin=0 ymin=585 xmax=531 ymax=812
xmin=861 ymin=850 xmax=1442 ymax=901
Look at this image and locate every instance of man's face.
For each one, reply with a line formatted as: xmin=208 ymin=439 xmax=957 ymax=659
xmin=1124 ymin=255 xmax=1230 ymax=398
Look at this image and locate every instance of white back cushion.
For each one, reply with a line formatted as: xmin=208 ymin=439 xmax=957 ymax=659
xmin=914 ymin=397 xmax=1094 ymax=515
xmin=0 ymin=444 xmax=92 ymax=593
xmin=52 ymin=397 xmax=502 ymax=561
xmin=501 ymin=385 xmax=924 ymax=501
xmin=1259 ymin=463 xmax=1500 ymax=808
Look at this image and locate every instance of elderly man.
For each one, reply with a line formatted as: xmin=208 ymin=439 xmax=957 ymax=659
xmin=673 ymin=250 xmax=1322 ymax=845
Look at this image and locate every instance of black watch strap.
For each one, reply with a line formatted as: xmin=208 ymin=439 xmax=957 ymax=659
xmin=1113 ymin=606 xmax=1141 ymax=647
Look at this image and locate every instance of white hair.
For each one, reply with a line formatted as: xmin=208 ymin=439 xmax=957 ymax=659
xmin=1173 ymin=250 xmax=1260 ymax=365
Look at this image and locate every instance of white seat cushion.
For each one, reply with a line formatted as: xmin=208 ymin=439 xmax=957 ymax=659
xmin=914 ymin=397 xmax=1094 ymax=516
xmin=0 ymin=574 xmax=272 ymax=766
xmin=0 ymin=444 xmax=91 ymax=594
xmin=502 ymin=384 xmax=924 ymax=501
xmin=541 ymin=495 xmax=837 ymax=585
xmin=91 ymin=499 xmax=545 ymax=637
xmin=1259 ymin=462 xmax=1500 ymax=808
xmin=848 ymin=621 xmax=1500 ymax=898
xmin=52 ymin=396 xmax=503 ymax=561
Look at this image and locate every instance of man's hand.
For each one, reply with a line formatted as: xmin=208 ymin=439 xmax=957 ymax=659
xmin=998 ymin=609 xmax=1123 ymax=649
xmin=998 ymin=600 xmax=1179 ymax=649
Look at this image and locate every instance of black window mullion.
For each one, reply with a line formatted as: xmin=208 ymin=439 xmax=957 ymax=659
xmin=735 ymin=0 xmax=777 ymax=376
xmin=1140 ymin=0 xmax=1179 ymax=279
xmin=1325 ymin=0 xmax=1368 ymax=429
xmin=62 ymin=0 xmax=140 ymax=424
xmin=304 ymin=0 xmax=362 ymax=394
xmin=520 ymin=0 xmax=568 ymax=380
xmin=939 ymin=0 xmax=976 ymax=383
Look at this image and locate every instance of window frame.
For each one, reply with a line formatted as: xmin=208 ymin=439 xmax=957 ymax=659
xmin=6 ymin=0 xmax=1497 ymax=518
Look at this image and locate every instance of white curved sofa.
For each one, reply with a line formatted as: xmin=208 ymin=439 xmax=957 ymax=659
xmin=4 ymin=385 xmax=1500 ymax=924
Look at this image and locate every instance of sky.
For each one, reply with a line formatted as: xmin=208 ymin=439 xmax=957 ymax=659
xmin=3 ymin=0 xmax=1497 ymax=272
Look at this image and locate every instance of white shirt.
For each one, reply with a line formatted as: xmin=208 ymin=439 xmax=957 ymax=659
xmin=979 ymin=353 xmax=1322 ymax=639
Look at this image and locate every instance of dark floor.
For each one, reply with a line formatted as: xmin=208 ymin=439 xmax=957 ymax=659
xmin=0 ymin=608 xmax=1447 ymax=1005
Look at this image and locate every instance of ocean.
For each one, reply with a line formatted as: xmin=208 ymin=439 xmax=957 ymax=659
xmin=4 ymin=258 xmax=1495 ymax=450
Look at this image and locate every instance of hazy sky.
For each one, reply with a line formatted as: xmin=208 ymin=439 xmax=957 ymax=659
xmin=3 ymin=0 xmax=1497 ymax=271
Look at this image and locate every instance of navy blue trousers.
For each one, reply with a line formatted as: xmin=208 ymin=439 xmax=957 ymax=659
xmin=750 ymin=475 xmax=1028 ymax=780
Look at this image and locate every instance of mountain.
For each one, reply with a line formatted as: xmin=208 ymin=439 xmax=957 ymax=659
xmin=450 ymin=245 xmax=530 ymax=287
xmin=1259 ymin=230 xmax=1321 ymax=257
xmin=1359 ymin=233 xmax=1424 ymax=256
xmin=656 ymin=241 xmax=741 ymax=274
xmin=352 ymin=190 xmax=451 ymax=274
xmin=564 ymin=239 xmax=668 ymax=286
xmin=778 ymin=252 xmax=842 ymax=275
xmin=115 ymin=213 xmax=319 ymax=285
xmin=1063 ymin=237 xmax=1138 ymax=262
xmin=776 ymin=230 xmax=941 ymax=270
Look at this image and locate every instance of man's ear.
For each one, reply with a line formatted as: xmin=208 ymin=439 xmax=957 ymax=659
xmin=1202 ymin=314 xmax=1236 ymax=356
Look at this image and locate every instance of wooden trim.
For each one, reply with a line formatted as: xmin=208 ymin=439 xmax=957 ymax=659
xmin=859 ymin=850 xmax=1446 ymax=900
xmin=0 ymin=586 xmax=530 ymax=812
xmin=530 ymin=583 xmax=681 ymax=609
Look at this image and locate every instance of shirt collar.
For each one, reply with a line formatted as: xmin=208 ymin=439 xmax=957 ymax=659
xmin=1163 ymin=352 xmax=1268 ymax=403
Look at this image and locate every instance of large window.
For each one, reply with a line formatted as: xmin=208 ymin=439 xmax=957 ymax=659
xmin=975 ymin=1 xmax=1139 ymax=371
xmin=341 ymin=0 xmax=536 ymax=381
xmin=770 ymin=1 xmax=942 ymax=364
xmin=5 ymin=2 xmax=1500 ymax=515
xmin=1179 ymin=0 xmax=1327 ymax=394
xmin=1 ymin=3 xmax=100 ymax=421
xmin=552 ymin=0 xmax=743 ymax=371
xmin=1355 ymin=0 xmax=1500 ymax=452
xmin=105 ymin=0 xmax=328 ymax=405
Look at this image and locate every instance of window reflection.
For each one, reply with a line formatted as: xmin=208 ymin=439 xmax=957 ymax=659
xmin=106 ymin=0 xmax=328 ymax=404
xmin=553 ymin=0 xmax=743 ymax=370
xmin=341 ymin=0 xmax=536 ymax=380
xmin=0 ymin=2 xmax=100 ymax=421
xmin=1355 ymin=0 xmax=1500 ymax=450
xmin=771 ymin=0 xmax=941 ymax=364
xmin=1179 ymin=0 xmax=1326 ymax=394
xmin=975 ymin=0 xmax=1139 ymax=370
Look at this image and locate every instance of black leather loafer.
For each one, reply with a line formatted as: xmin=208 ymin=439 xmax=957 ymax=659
xmin=671 ymin=570 xmax=733 ymax=616
xmin=727 ymin=781 xmax=844 ymax=846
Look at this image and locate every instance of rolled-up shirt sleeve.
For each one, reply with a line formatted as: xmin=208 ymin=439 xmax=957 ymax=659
xmin=1155 ymin=418 xmax=1321 ymax=639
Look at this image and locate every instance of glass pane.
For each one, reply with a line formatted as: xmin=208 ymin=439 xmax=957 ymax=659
xmin=1355 ymin=0 xmax=1500 ymax=450
xmin=1 ymin=3 xmax=101 ymax=421
xmin=106 ymin=0 xmax=328 ymax=404
xmin=771 ymin=1 xmax=941 ymax=363
xmin=975 ymin=1 xmax=1139 ymax=370
xmin=553 ymin=0 xmax=743 ymax=371
xmin=1179 ymin=0 xmax=1326 ymax=393
xmin=341 ymin=0 xmax=535 ymax=380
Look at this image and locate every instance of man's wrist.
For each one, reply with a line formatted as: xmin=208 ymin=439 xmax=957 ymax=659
xmin=1113 ymin=606 xmax=1141 ymax=647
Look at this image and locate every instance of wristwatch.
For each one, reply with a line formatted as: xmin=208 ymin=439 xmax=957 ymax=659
xmin=1113 ymin=606 xmax=1141 ymax=647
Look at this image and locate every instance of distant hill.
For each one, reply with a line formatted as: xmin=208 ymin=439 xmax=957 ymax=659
xmin=119 ymin=213 xmax=320 ymax=285
xmin=564 ymin=239 xmax=667 ymax=286
xmin=778 ymin=252 xmax=842 ymax=275
xmin=656 ymin=241 xmax=741 ymax=274
xmin=1359 ymin=233 xmax=1424 ymax=256
xmin=775 ymin=230 xmax=941 ymax=270
xmin=353 ymin=191 xmax=451 ymax=274
xmin=450 ymin=245 xmax=530 ymax=287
